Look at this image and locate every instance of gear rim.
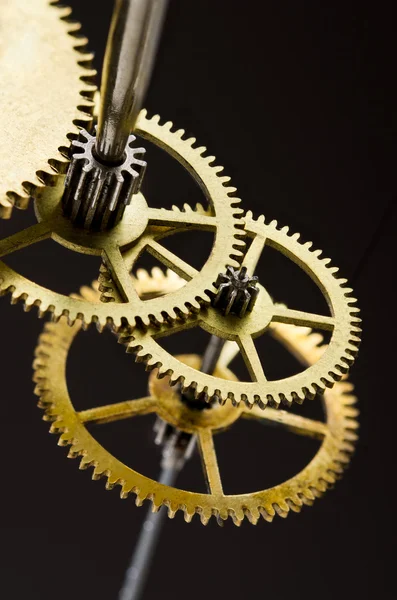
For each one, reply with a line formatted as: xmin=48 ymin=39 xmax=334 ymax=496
xmin=33 ymin=275 xmax=359 ymax=527
xmin=123 ymin=211 xmax=361 ymax=408
xmin=0 ymin=110 xmax=245 ymax=329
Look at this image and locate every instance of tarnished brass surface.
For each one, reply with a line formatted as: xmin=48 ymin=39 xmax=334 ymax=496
xmin=0 ymin=0 xmax=96 ymax=218
xmin=0 ymin=111 xmax=245 ymax=328
xmin=123 ymin=211 xmax=361 ymax=408
xmin=33 ymin=273 xmax=358 ymax=526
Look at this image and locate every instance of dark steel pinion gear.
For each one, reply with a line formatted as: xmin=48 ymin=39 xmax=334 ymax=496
xmin=62 ymin=128 xmax=146 ymax=231
xmin=213 ymin=266 xmax=259 ymax=317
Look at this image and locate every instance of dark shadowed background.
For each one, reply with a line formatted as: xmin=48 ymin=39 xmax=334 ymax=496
xmin=0 ymin=1 xmax=395 ymax=599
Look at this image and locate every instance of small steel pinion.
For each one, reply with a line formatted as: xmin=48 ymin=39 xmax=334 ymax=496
xmin=62 ymin=128 xmax=146 ymax=231
xmin=33 ymin=278 xmax=358 ymax=526
xmin=213 ymin=265 xmax=259 ymax=317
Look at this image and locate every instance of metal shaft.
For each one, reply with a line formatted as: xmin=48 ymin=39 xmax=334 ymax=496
xmin=118 ymin=465 xmax=179 ymax=600
xmin=119 ymin=336 xmax=225 ymax=599
xmin=201 ymin=335 xmax=225 ymax=375
xmin=96 ymin=0 xmax=168 ymax=164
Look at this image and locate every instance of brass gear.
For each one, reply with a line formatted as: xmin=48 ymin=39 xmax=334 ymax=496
xmin=73 ymin=267 xmax=184 ymax=303
xmin=0 ymin=0 xmax=96 ymax=218
xmin=0 ymin=111 xmax=245 ymax=329
xmin=33 ymin=275 xmax=358 ymax=526
xmin=122 ymin=212 xmax=361 ymax=408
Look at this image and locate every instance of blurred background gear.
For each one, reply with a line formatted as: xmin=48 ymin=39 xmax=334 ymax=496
xmin=0 ymin=0 xmax=96 ymax=218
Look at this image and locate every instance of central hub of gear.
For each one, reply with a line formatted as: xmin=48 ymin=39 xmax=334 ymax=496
xmin=34 ymin=185 xmax=149 ymax=254
xmin=149 ymin=354 xmax=243 ymax=434
xmin=205 ymin=283 xmax=275 ymax=339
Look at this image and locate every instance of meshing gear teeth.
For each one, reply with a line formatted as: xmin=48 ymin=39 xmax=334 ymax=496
xmin=121 ymin=211 xmax=361 ymax=409
xmin=0 ymin=0 xmax=97 ymax=218
xmin=0 ymin=111 xmax=245 ymax=329
xmin=33 ymin=278 xmax=359 ymax=526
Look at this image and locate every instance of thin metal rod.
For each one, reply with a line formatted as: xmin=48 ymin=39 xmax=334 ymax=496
xmin=96 ymin=0 xmax=168 ymax=164
xmin=118 ymin=466 xmax=178 ymax=600
xmin=201 ymin=335 xmax=226 ymax=375
xmin=119 ymin=336 xmax=224 ymax=599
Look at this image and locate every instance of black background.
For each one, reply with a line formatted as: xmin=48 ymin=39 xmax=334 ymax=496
xmin=0 ymin=1 xmax=395 ymax=599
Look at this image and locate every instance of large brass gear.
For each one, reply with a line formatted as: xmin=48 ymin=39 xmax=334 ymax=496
xmin=121 ymin=212 xmax=361 ymax=408
xmin=0 ymin=111 xmax=245 ymax=329
xmin=33 ymin=273 xmax=358 ymax=527
xmin=0 ymin=0 xmax=96 ymax=218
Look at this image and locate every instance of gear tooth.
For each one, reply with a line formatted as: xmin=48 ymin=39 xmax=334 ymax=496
xmin=259 ymin=507 xmax=274 ymax=523
xmin=273 ymin=501 xmax=290 ymax=518
xmin=244 ymin=507 xmax=260 ymax=525
xmin=151 ymin=267 xmax=164 ymax=280
xmin=199 ymin=508 xmax=212 ymax=525
xmin=175 ymin=128 xmax=185 ymax=138
xmin=303 ymin=488 xmax=316 ymax=501
xmin=57 ymin=430 xmax=70 ymax=444
xmin=182 ymin=509 xmax=194 ymax=523
xmin=299 ymin=493 xmax=314 ymax=506
xmin=225 ymin=186 xmax=237 ymax=195
xmin=79 ymin=456 xmax=94 ymax=470
xmin=314 ymin=480 xmax=328 ymax=494
xmin=136 ymin=268 xmax=150 ymax=281
xmin=194 ymin=202 xmax=206 ymax=214
xmin=218 ymin=508 xmax=228 ymax=522
xmin=166 ymin=504 xmax=177 ymax=519
xmin=196 ymin=146 xmax=207 ymax=155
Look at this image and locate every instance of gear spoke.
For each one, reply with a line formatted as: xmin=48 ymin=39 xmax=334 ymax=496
xmin=103 ymin=246 xmax=141 ymax=303
xmin=272 ymin=306 xmax=335 ymax=331
xmin=147 ymin=207 xmax=216 ymax=230
xmin=237 ymin=334 xmax=267 ymax=382
xmin=198 ymin=429 xmax=223 ymax=495
xmin=78 ymin=396 xmax=157 ymax=425
xmin=0 ymin=222 xmax=52 ymax=259
xmin=243 ymin=405 xmax=328 ymax=440
xmin=146 ymin=239 xmax=198 ymax=281
xmin=242 ymin=233 xmax=266 ymax=274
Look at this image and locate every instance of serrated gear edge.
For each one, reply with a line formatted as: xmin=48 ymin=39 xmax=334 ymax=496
xmin=33 ymin=289 xmax=359 ymax=526
xmin=0 ymin=112 xmax=246 ymax=329
xmin=0 ymin=1 xmax=97 ymax=219
xmin=123 ymin=211 xmax=361 ymax=408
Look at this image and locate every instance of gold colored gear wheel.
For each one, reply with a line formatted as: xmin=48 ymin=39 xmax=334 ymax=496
xmin=124 ymin=211 xmax=361 ymax=408
xmin=33 ymin=273 xmax=358 ymax=527
xmin=0 ymin=111 xmax=245 ymax=328
xmin=0 ymin=0 xmax=96 ymax=218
